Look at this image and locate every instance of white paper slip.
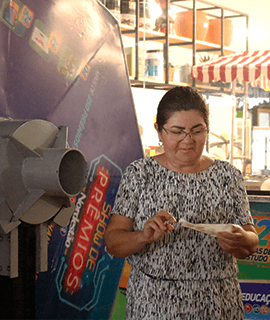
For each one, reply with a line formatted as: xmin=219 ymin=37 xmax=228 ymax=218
xmin=179 ymin=218 xmax=233 ymax=237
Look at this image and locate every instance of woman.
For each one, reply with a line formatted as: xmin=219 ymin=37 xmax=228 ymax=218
xmin=104 ymin=86 xmax=258 ymax=319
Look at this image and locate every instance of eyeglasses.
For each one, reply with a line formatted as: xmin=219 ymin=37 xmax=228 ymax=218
xmin=162 ymin=126 xmax=208 ymax=141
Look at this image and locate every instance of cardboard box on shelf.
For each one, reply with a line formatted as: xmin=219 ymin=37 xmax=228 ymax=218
xmin=124 ymin=46 xmax=145 ymax=78
xmin=164 ymin=65 xmax=175 ymax=82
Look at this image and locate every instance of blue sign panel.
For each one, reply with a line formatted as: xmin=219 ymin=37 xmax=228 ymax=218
xmin=0 ymin=0 xmax=143 ymax=318
xmin=36 ymin=156 xmax=128 ymax=319
xmin=240 ymin=282 xmax=270 ymax=320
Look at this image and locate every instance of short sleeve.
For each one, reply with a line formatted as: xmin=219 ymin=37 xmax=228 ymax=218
xmin=228 ymin=167 xmax=253 ymax=226
xmin=111 ymin=161 xmax=143 ymax=219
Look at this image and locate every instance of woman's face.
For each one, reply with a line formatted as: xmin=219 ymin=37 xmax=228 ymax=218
xmin=156 ymin=110 xmax=208 ymax=165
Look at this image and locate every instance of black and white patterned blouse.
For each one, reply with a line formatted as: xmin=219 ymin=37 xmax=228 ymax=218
xmin=111 ymin=157 xmax=253 ymax=319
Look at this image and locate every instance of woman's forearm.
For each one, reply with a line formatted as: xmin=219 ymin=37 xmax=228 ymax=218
xmin=105 ymin=211 xmax=176 ymax=258
xmin=104 ymin=229 xmax=148 ymax=258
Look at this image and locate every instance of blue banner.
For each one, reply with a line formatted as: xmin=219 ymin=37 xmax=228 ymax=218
xmin=36 ymin=156 xmax=128 ymax=319
xmin=0 ymin=0 xmax=143 ymax=318
xmin=240 ymin=282 xmax=270 ymax=319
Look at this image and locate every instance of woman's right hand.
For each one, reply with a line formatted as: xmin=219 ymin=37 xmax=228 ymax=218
xmin=104 ymin=210 xmax=176 ymax=258
xmin=142 ymin=210 xmax=177 ymax=243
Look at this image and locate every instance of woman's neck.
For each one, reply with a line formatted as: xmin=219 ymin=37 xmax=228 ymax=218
xmin=153 ymin=153 xmax=214 ymax=174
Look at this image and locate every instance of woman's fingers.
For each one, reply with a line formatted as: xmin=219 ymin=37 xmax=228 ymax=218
xmin=150 ymin=210 xmax=176 ymax=231
xmin=165 ymin=223 xmax=175 ymax=232
xmin=158 ymin=210 xmax=177 ymax=224
xmin=142 ymin=210 xmax=176 ymax=243
xmin=146 ymin=219 xmax=167 ymax=232
xmin=217 ymin=225 xmax=245 ymax=248
xmin=216 ymin=225 xmax=258 ymax=259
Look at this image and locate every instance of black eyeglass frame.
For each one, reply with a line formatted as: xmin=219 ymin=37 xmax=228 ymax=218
xmin=162 ymin=126 xmax=208 ymax=141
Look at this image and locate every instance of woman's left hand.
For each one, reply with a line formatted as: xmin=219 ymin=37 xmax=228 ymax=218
xmin=216 ymin=224 xmax=259 ymax=259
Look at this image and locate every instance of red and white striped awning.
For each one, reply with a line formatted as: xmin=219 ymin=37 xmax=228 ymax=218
xmin=191 ymin=50 xmax=270 ymax=90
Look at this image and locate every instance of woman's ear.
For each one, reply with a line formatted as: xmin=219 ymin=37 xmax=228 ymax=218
xmin=154 ymin=122 xmax=163 ymax=144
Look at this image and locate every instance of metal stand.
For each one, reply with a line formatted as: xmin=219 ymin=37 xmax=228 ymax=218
xmin=0 ymin=223 xmax=36 ymax=319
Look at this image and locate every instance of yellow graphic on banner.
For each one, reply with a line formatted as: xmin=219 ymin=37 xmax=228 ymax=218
xmin=48 ymin=32 xmax=61 ymax=54
xmin=245 ymin=213 xmax=270 ymax=264
xmin=18 ymin=4 xmax=34 ymax=28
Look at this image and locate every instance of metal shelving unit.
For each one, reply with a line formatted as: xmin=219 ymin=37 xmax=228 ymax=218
xmin=120 ymin=0 xmax=249 ymax=93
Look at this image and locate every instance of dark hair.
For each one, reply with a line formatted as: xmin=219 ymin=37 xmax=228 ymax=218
xmin=156 ymin=86 xmax=209 ymax=132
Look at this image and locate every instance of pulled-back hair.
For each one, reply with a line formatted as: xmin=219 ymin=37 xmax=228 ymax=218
xmin=156 ymin=86 xmax=209 ymax=131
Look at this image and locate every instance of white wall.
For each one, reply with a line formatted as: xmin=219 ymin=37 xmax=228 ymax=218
xmin=132 ymin=87 xmax=165 ymax=147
